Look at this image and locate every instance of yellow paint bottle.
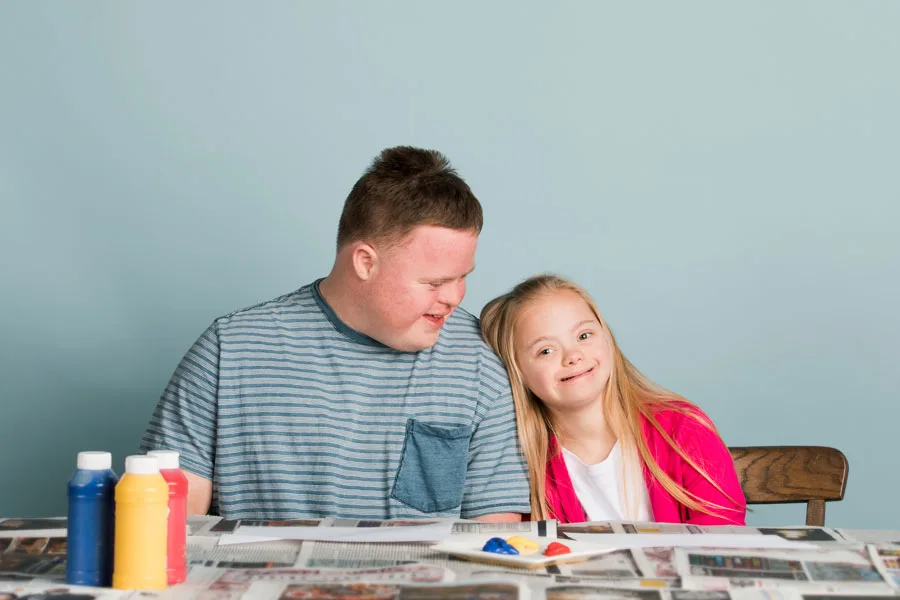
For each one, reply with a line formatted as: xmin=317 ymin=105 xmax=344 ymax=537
xmin=112 ymin=455 xmax=168 ymax=590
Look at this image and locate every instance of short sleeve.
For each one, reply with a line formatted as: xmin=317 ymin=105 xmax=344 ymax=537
xmin=140 ymin=324 xmax=220 ymax=480
xmin=459 ymin=358 xmax=531 ymax=518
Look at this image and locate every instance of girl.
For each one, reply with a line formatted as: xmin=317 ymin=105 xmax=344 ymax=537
xmin=480 ymin=274 xmax=746 ymax=524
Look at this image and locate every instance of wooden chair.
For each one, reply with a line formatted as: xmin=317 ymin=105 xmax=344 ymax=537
xmin=729 ymin=446 xmax=848 ymax=526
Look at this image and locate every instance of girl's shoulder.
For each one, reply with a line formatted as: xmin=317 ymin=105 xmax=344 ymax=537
xmin=641 ymin=399 xmax=731 ymax=463
xmin=644 ymin=399 xmax=717 ymax=435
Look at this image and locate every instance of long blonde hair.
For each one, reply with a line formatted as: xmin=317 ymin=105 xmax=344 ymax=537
xmin=480 ymin=274 xmax=742 ymax=521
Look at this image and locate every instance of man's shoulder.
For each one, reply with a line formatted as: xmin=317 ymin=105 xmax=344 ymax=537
xmin=441 ymin=306 xmax=481 ymax=337
xmin=435 ymin=308 xmax=511 ymax=391
xmin=213 ymin=284 xmax=318 ymax=330
xmin=440 ymin=308 xmax=498 ymax=356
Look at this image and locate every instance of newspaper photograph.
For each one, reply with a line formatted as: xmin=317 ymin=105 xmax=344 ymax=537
xmin=0 ymin=540 xmax=67 ymax=557
xmin=553 ymin=550 xmax=644 ymax=580
xmin=0 ymin=553 xmax=66 ymax=583
xmin=623 ymin=525 xmax=695 ymax=536
xmin=674 ymin=547 xmax=892 ymax=593
xmin=559 ymin=523 xmax=623 ymax=537
xmin=271 ymin=580 xmax=524 ymax=600
xmin=631 ymin=548 xmax=678 ymax=580
xmin=751 ymin=530 xmax=841 ymax=545
xmin=0 ymin=521 xmax=67 ymax=535
xmin=545 ymin=585 xmax=664 ymax=599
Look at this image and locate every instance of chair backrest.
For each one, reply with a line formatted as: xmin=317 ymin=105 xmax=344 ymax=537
xmin=728 ymin=446 xmax=848 ymax=526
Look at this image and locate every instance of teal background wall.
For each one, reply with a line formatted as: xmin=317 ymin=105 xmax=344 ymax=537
xmin=1 ymin=2 xmax=897 ymax=528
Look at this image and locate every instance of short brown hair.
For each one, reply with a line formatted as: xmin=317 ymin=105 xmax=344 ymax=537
xmin=336 ymin=146 xmax=483 ymax=249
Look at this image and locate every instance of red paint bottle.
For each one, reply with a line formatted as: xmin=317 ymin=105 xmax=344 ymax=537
xmin=147 ymin=450 xmax=188 ymax=585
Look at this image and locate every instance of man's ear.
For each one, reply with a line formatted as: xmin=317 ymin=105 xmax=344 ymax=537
xmin=351 ymin=242 xmax=379 ymax=281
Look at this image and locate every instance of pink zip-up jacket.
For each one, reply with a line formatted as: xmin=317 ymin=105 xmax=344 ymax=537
xmin=545 ymin=405 xmax=747 ymax=525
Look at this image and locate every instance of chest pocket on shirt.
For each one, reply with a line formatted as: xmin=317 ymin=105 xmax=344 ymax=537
xmin=391 ymin=419 xmax=473 ymax=513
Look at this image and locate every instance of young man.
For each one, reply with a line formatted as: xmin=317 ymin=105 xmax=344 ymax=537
xmin=141 ymin=146 xmax=530 ymax=521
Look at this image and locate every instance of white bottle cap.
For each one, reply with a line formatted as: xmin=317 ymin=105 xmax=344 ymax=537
xmin=77 ymin=451 xmax=112 ymax=471
xmin=146 ymin=450 xmax=180 ymax=470
xmin=124 ymin=455 xmax=160 ymax=475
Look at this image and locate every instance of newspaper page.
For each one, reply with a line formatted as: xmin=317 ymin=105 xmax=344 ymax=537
xmin=674 ymin=546 xmax=893 ymax=594
xmin=558 ymin=524 xmax=842 ymax=552
xmin=200 ymin=579 xmax=526 ymax=600
xmin=0 ymin=549 xmax=67 ymax=583
xmin=202 ymin=564 xmax=452 ymax=585
xmin=138 ymin=565 xmax=525 ymax=600
xmin=559 ymin=523 xmax=842 ymax=545
xmin=552 ymin=550 xmax=643 ymax=580
xmin=181 ymin=565 xmax=454 ymax=598
xmin=631 ymin=548 xmax=678 ymax=581
xmin=457 ymin=550 xmax=656 ymax=596
xmin=868 ymin=544 xmax=900 ymax=589
xmin=550 ymin=550 xmax=678 ymax=591
xmin=837 ymin=530 xmax=900 ymax=545
xmin=196 ymin=518 xmax=554 ymax=541
xmin=295 ymin=542 xmax=436 ymax=570
xmin=187 ymin=517 xmax=222 ymax=537
xmin=186 ymin=537 xmax=303 ymax=569
xmin=541 ymin=588 xmax=785 ymax=599
xmin=196 ymin=519 xmax=325 ymax=538
xmin=312 ymin=519 xmax=555 ymax=539
xmin=0 ymin=581 xmax=130 ymax=600
xmin=451 ymin=521 xmax=557 ymax=539
xmin=541 ymin=583 xmax=899 ymax=600
xmin=545 ymin=585 xmax=668 ymax=599
xmin=293 ymin=540 xmax=548 ymax=579
xmin=541 ymin=586 xmax=784 ymax=599
xmin=686 ymin=528 xmax=842 ymax=545
xmin=0 ymin=539 xmax=67 ymax=559
xmin=559 ymin=522 xmax=630 ymax=537
xmin=291 ymin=521 xmax=557 ymax=573
xmin=559 ymin=523 xmax=751 ymax=537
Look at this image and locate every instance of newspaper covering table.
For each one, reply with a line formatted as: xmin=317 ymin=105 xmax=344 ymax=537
xmin=2 ymin=517 xmax=899 ymax=600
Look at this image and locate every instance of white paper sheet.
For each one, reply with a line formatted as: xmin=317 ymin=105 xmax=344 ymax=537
xmin=0 ymin=529 xmax=67 ymax=538
xmin=219 ymin=520 xmax=454 ymax=545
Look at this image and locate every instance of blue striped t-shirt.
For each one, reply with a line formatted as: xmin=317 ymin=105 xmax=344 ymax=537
xmin=141 ymin=280 xmax=531 ymax=519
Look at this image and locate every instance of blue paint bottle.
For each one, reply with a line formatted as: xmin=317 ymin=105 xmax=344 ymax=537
xmin=67 ymin=451 xmax=119 ymax=586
